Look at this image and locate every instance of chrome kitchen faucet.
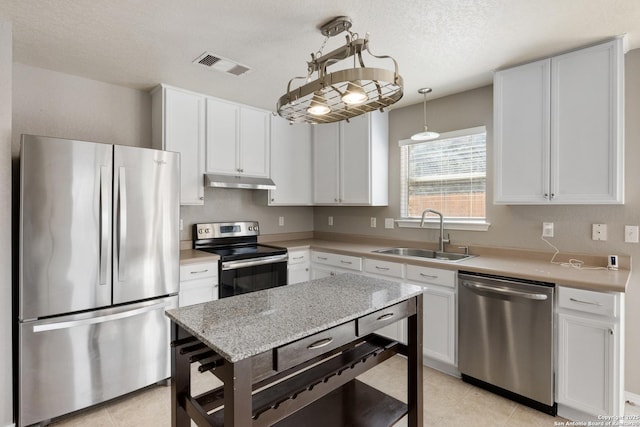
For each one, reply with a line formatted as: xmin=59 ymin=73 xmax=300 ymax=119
xmin=420 ymin=209 xmax=450 ymax=253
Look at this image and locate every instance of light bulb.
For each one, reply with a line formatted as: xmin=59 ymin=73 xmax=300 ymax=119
xmin=307 ymin=91 xmax=331 ymax=115
xmin=341 ymin=81 xmax=367 ymax=105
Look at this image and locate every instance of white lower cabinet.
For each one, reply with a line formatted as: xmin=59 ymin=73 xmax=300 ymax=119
xmin=310 ymin=251 xmax=362 ymax=279
xmin=557 ymin=286 xmax=624 ymax=419
xmin=363 ymin=258 xmax=407 ymax=344
xmin=287 ymin=249 xmax=310 ymax=285
xmin=406 ymin=265 xmax=457 ymax=374
xmin=179 ymin=261 xmax=219 ymax=307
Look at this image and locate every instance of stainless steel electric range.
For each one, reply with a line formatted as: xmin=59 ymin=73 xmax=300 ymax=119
xmin=193 ymin=221 xmax=288 ymax=298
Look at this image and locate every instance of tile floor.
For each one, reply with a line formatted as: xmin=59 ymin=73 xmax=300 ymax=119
xmin=47 ymin=356 xmax=639 ymax=427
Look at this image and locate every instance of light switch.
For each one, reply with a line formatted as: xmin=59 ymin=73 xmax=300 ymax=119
xmin=592 ymin=224 xmax=607 ymax=241
xmin=370 ymin=217 xmax=377 ymax=228
xmin=278 ymin=216 xmax=285 ymax=227
xmin=385 ymin=218 xmax=395 ymax=229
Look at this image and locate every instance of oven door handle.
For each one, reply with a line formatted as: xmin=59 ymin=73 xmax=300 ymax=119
xmin=221 ymin=254 xmax=289 ymax=271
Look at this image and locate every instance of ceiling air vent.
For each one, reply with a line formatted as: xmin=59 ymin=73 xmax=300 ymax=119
xmin=193 ymin=52 xmax=252 ymax=77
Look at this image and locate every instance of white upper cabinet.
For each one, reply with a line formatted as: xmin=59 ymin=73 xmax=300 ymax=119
xmin=151 ymin=84 xmax=205 ymax=205
xmin=205 ymin=97 xmax=271 ymax=178
xmin=268 ymin=116 xmax=313 ymax=205
xmin=494 ymin=38 xmax=624 ymax=204
xmin=313 ymin=112 xmax=389 ymax=206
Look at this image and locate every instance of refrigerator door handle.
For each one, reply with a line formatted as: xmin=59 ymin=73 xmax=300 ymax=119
xmin=118 ymin=166 xmax=127 ymax=281
xmin=99 ymin=166 xmax=109 ymax=286
xmin=32 ymin=301 xmax=170 ymax=333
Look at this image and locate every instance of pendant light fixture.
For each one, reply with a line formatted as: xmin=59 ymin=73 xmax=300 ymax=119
xmin=411 ymin=88 xmax=440 ymax=141
xmin=277 ymin=16 xmax=403 ymax=124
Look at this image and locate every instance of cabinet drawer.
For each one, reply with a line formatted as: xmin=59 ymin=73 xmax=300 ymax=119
xmin=364 ymin=258 xmax=405 ymax=279
xmin=275 ymin=321 xmax=356 ymax=371
xmin=558 ymin=286 xmax=617 ymax=318
xmin=311 ymin=251 xmax=362 ymax=271
xmin=357 ymin=299 xmax=416 ymax=337
xmin=406 ymin=265 xmax=455 ymax=288
xmin=288 ymin=250 xmax=310 ymax=265
xmin=180 ymin=262 xmax=217 ymax=281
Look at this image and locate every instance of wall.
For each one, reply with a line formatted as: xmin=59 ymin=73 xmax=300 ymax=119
xmin=314 ymin=48 xmax=640 ymax=395
xmin=11 ymin=63 xmax=151 ymax=152
xmin=179 ymin=189 xmax=314 ymax=241
xmin=1 ymin=20 xmax=13 ymax=427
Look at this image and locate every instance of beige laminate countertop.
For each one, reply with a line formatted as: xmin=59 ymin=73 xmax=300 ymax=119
xmin=179 ymin=249 xmax=219 ymax=265
xmin=270 ymin=238 xmax=631 ymax=293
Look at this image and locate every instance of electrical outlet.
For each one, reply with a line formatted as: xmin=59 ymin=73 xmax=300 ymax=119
xmin=625 ymin=225 xmax=639 ymax=243
xmin=370 ymin=217 xmax=376 ymax=228
xmin=278 ymin=216 xmax=285 ymax=227
xmin=385 ymin=218 xmax=395 ymax=229
xmin=542 ymin=222 xmax=554 ymax=238
xmin=328 ymin=216 xmax=333 ymax=226
xmin=592 ymin=224 xmax=607 ymax=241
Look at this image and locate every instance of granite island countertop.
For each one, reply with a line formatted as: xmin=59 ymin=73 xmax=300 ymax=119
xmin=165 ymin=273 xmax=423 ymax=362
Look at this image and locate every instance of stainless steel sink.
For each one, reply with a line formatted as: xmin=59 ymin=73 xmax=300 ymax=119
xmin=372 ymin=247 xmax=474 ymax=262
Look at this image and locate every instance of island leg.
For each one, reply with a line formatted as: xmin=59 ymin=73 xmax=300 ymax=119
xmin=171 ymin=325 xmax=192 ymax=427
xmin=221 ymin=358 xmax=253 ymax=427
xmin=407 ymin=293 xmax=424 ymax=427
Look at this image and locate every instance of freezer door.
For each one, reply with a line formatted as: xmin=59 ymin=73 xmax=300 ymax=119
xmin=18 ymin=296 xmax=177 ymax=427
xmin=19 ymin=135 xmax=113 ymax=319
xmin=113 ymin=145 xmax=180 ymax=303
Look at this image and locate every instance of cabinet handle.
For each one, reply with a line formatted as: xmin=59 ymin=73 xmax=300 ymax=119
xmin=190 ymin=269 xmax=209 ymax=274
xmin=420 ymin=273 xmax=438 ymax=279
xmin=544 ymin=193 xmax=549 ymax=199
xmin=307 ymin=337 xmax=333 ymax=349
xmin=375 ymin=266 xmax=390 ymax=271
xmin=609 ymin=329 xmax=614 ymax=335
xmin=334 ymin=198 xmax=339 ymax=202
xmin=377 ymin=313 xmax=395 ymax=321
xmin=550 ymin=193 xmax=555 ymax=199
xmin=317 ymin=256 xmax=328 ymax=260
xmin=271 ymin=198 xmax=275 ymax=202
xmin=340 ymin=260 xmax=353 ymax=265
xmin=569 ymin=297 xmax=603 ymax=307
xmin=199 ymin=196 xmax=204 ymax=200
xmin=292 ymin=256 xmax=304 ymax=260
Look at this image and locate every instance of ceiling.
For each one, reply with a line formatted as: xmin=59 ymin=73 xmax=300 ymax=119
xmin=2 ymin=0 xmax=640 ymax=111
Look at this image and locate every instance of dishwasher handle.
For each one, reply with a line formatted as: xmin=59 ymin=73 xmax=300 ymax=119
xmin=462 ymin=280 xmax=548 ymax=301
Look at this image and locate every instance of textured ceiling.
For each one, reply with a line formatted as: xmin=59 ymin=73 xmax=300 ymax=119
xmin=1 ymin=0 xmax=640 ymax=111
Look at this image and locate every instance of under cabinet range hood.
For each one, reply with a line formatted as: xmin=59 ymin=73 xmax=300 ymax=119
xmin=205 ymin=173 xmax=276 ymax=190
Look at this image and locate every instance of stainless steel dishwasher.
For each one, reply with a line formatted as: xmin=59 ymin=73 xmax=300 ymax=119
xmin=458 ymin=271 xmax=556 ymax=415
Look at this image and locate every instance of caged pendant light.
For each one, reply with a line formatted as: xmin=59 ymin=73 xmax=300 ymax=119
xmin=411 ymin=88 xmax=440 ymax=141
xmin=277 ymin=16 xmax=404 ymax=124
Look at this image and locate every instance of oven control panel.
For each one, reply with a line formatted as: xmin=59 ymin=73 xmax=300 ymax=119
xmin=194 ymin=221 xmax=260 ymax=239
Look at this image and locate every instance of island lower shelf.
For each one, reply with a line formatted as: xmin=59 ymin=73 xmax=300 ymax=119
xmin=173 ymin=331 xmax=408 ymax=427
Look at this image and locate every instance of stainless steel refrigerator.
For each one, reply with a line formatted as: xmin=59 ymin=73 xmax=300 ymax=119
xmin=18 ymin=135 xmax=180 ymax=427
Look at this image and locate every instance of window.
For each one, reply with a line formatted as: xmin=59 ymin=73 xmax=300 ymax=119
xmin=400 ymin=126 xmax=487 ymax=224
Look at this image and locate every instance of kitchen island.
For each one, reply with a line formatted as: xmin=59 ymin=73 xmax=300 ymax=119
xmin=165 ymin=273 xmax=424 ymax=427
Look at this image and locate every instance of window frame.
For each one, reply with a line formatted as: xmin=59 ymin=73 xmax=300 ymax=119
xmin=396 ymin=126 xmax=490 ymax=232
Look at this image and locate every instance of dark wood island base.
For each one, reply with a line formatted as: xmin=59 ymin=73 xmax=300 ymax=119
xmin=167 ymin=277 xmax=423 ymax=427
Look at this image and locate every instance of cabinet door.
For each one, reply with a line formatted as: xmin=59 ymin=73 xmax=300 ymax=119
xmin=423 ymin=284 xmax=456 ymax=365
xmin=312 ymin=123 xmax=340 ymax=204
xmin=493 ymin=59 xmax=551 ymax=204
xmin=551 ymin=39 xmax=624 ymax=204
xmin=269 ymin=117 xmax=312 ymax=205
xmin=206 ymin=98 xmax=239 ymax=174
xmin=240 ymin=107 xmax=270 ymax=177
xmin=288 ymin=263 xmax=310 ymax=285
xmin=557 ymin=312 xmax=616 ymax=416
xmin=340 ymin=114 xmax=371 ymax=204
xmin=164 ymin=88 xmax=206 ymax=205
